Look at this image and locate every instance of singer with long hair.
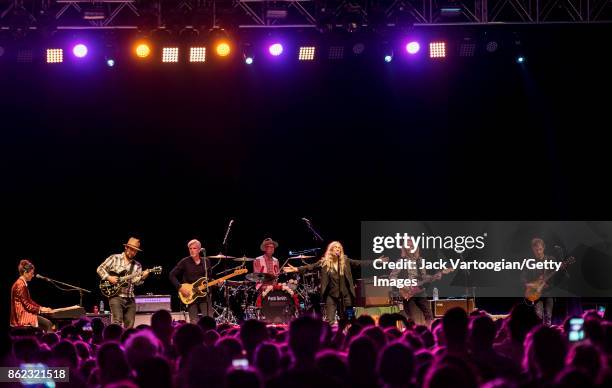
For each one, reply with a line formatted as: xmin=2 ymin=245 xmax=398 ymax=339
xmin=10 ymin=259 xmax=55 ymax=332
xmin=284 ymin=241 xmax=367 ymax=324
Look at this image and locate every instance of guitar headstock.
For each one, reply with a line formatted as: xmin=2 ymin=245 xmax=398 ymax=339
xmin=235 ymin=268 xmax=248 ymax=275
xmin=561 ymin=256 xmax=576 ymax=268
xmin=148 ymin=266 xmax=163 ymax=275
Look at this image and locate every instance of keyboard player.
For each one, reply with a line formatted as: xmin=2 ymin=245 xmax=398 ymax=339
xmin=10 ymin=259 xmax=55 ymax=332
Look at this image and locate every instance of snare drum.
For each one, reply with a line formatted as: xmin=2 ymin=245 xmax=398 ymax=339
xmin=256 ymin=285 xmax=299 ymax=323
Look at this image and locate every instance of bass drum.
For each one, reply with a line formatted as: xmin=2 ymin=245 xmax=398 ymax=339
xmin=256 ymin=287 xmax=299 ymax=324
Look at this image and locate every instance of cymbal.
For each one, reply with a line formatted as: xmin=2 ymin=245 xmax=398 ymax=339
xmin=207 ymin=254 xmax=236 ymax=259
xmin=289 ymin=254 xmax=315 ymax=259
xmin=233 ymin=256 xmax=255 ymax=262
xmin=245 ymin=272 xmax=276 ymax=283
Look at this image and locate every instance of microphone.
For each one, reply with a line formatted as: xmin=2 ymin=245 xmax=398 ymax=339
xmin=554 ymin=245 xmax=562 ymax=249
xmin=200 ymin=247 xmax=206 ymax=257
xmin=229 ymin=219 xmax=234 ymax=226
xmin=36 ymin=274 xmax=50 ymax=281
xmin=302 ymin=217 xmax=311 ymax=224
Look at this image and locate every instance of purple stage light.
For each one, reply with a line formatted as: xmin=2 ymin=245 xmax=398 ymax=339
xmin=269 ymin=43 xmax=283 ymax=56
xmin=73 ymin=44 xmax=88 ymax=58
xmin=406 ymin=41 xmax=420 ymax=55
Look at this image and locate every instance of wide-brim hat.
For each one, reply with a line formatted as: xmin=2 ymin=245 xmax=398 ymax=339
xmin=260 ymin=238 xmax=279 ymax=251
xmin=123 ymin=237 xmax=143 ymax=252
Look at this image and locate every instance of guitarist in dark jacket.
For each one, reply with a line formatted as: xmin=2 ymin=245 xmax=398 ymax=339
xmin=96 ymin=237 xmax=150 ymax=328
xmin=169 ymin=239 xmax=213 ymax=323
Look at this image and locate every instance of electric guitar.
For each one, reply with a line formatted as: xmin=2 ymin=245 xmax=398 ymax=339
xmin=524 ymin=256 xmax=575 ymax=304
xmin=399 ymin=268 xmax=455 ymax=299
xmin=178 ymin=268 xmax=248 ymax=305
xmin=99 ymin=266 xmax=162 ymax=297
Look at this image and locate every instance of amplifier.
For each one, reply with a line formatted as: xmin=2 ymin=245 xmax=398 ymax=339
xmin=134 ymin=311 xmax=189 ymax=326
xmin=432 ymin=299 xmax=475 ymax=317
xmin=135 ymin=295 xmax=172 ymax=313
xmin=355 ymin=279 xmax=392 ymax=307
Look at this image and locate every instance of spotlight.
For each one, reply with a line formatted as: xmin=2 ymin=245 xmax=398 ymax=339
xmin=189 ymin=47 xmax=206 ymax=63
xmin=216 ymin=42 xmax=231 ymax=57
xmin=328 ymin=46 xmax=344 ymax=60
xmin=516 ymin=56 xmax=526 ymax=64
xmin=486 ymin=41 xmax=498 ymax=53
xmin=269 ymin=43 xmax=283 ymax=56
xmin=162 ymin=47 xmax=179 ymax=63
xmin=459 ymin=42 xmax=476 ymax=57
xmin=245 ymin=56 xmax=254 ymax=65
xmin=352 ymin=43 xmax=365 ymax=55
xmin=46 ymin=49 xmax=63 ymax=64
xmin=106 ymin=58 xmax=115 ymax=67
xmin=135 ymin=43 xmax=151 ymax=58
xmin=0 ymin=46 xmax=5 ymax=58
xmin=384 ymin=54 xmax=393 ymax=63
xmin=73 ymin=44 xmax=88 ymax=58
xmin=17 ymin=49 xmax=33 ymax=63
xmin=406 ymin=41 xmax=420 ymax=55
xmin=298 ymin=46 xmax=315 ymax=61
xmin=429 ymin=42 xmax=446 ymax=58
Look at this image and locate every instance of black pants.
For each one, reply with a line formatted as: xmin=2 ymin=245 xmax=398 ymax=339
xmin=37 ymin=315 xmax=54 ymax=332
xmin=324 ymin=294 xmax=353 ymax=324
xmin=403 ymin=297 xmax=433 ymax=325
xmin=187 ymin=296 xmax=212 ymax=324
xmin=109 ymin=296 xmax=136 ymax=328
xmin=534 ymin=297 xmax=554 ymax=325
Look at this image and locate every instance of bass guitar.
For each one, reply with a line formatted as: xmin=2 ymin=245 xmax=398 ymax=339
xmin=179 ymin=268 xmax=248 ymax=305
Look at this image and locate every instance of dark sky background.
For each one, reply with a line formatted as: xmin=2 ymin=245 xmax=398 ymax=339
xmin=1 ymin=24 xmax=611 ymax=319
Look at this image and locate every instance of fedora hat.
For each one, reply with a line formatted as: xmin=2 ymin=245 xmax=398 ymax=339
xmin=123 ymin=237 xmax=142 ymax=252
xmin=260 ymin=238 xmax=278 ymax=251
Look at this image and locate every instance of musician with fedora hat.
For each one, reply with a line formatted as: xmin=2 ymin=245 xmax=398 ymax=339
xmin=97 ymin=237 xmax=151 ymax=328
xmin=253 ymin=238 xmax=281 ymax=290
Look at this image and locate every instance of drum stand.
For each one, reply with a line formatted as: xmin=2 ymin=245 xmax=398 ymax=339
xmin=215 ymin=282 xmax=238 ymax=325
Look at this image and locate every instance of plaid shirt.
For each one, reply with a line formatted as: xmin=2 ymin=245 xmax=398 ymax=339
xmin=97 ymin=253 xmax=143 ymax=298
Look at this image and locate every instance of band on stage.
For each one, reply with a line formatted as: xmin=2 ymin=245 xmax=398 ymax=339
xmin=10 ymin=234 xmax=584 ymax=332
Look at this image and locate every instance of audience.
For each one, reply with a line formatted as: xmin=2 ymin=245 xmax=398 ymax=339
xmin=4 ymin=303 xmax=612 ymax=388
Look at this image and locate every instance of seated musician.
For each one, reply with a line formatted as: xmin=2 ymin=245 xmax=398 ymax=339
xmin=253 ymin=238 xmax=280 ymax=290
xmin=10 ymin=259 xmax=55 ymax=332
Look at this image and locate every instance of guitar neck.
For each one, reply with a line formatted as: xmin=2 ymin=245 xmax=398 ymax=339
xmin=198 ymin=271 xmax=243 ymax=290
xmin=119 ymin=268 xmax=149 ymax=282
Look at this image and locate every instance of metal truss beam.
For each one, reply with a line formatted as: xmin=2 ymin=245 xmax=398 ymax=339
xmin=0 ymin=0 xmax=610 ymax=29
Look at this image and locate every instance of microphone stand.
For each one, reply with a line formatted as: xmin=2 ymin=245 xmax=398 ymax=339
xmin=39 ymin=276 xmax=91 ymax=307
xmin=303 ymin=219 xmax=324 ymax=242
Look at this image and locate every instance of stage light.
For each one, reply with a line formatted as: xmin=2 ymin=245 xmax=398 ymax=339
xmin=328 ymin=46 xmax=344 ymax=60
xmin=46 ymin=49 xmax=63 ymax=63
xmin=429 ymin=42 xmax=446 ymax=58
xmin=516 ymin=56 xmax=526 ymax=64
xmin=0 ymin=46 xmax=5 ymax=58
xmin=73 ymin=44 xmax=88 ymax=58
xmin=162 ymin=47 xmax=179 ymax=63
xmin=486 ymin=41 xmax=498 ymax=53
xmin=17 ymin=49 xmax=33 ymax=63
xmin=406 ymin=41 xmax=420 ymax=55
xmin=269 ymin=43 xmax=283 ymax=56
xmin=352 ymin=43 xmax=365 ymax=55
xmin=135 ymin=43 xmax=151 ymax=58
xmin=298 ymin=46 xmax=315 ymax=61
xmin=245 ymin=56 xmax=254 ymax=65
xmin=459 ymin=42 xmax=476 ymax=57
xmin=189 ymin=47 xmax=206 ymax=63
xmin=106 ymin=58 xmax=115 ymax=67
xmin=384 ymin=54 xmax=393 ymax=63
xmin=216 ymin=42 xmax=231 ymax=57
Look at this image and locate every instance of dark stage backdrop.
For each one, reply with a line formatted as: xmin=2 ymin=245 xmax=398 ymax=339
xmin=1 ymin=25 xmax=611 ymax=319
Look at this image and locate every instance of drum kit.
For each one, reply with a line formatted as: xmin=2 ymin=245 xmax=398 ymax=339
xmin=206 ymin=253 xmax=321 ymax=324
